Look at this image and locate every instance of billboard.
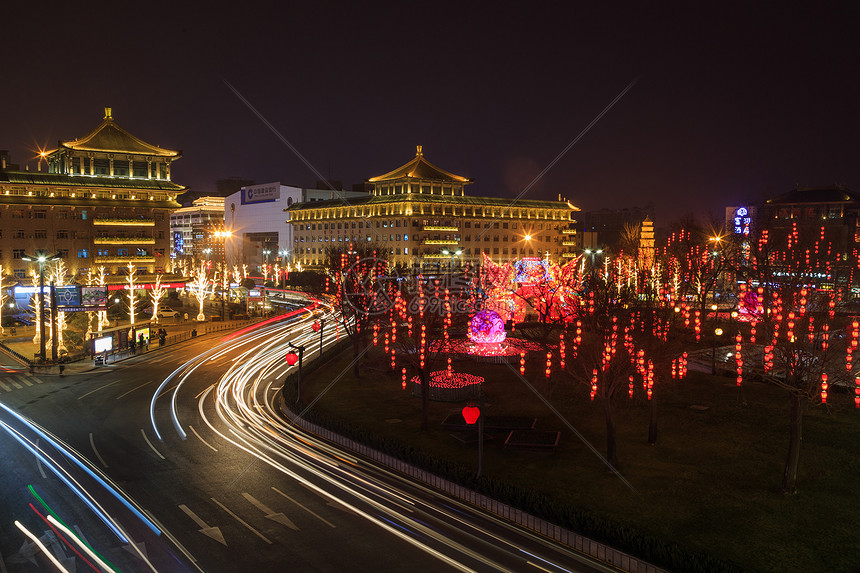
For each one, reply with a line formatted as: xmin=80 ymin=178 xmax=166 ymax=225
xmin=81 ymin=286 xmax=108 ymax=307
xmin=55 ymin=286 xmax=80 ymax=307
xmin=241 ymin=183 xmax=280 ymax=205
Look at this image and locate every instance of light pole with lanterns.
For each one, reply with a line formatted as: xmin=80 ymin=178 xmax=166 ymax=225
xmin=712 ymin=327 xmax=724 ymax=374
xmin=286 ymin=341 xmax=305 ymax=404
xmin=21 ymin=251 xmax=61 ymax=363
xmin=462 ymin=396 xmax=484 ymax=478
xmin=312 ymin=319 xmax=325 ymax=356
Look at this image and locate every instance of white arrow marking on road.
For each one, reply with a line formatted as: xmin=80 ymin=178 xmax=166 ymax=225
xmin=122 ymin=541 xmax=149 ymax=561
xmin=242 ymin=493 xmax=298 ymax=531
xmin=178 ymin=504 xmax=227 ymax=546
xmin=211 ymin=498 xmax=272 ymax=544
xmin=272 ymin=486 xmax=336 ymax=528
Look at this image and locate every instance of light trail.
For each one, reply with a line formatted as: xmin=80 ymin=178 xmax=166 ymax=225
xmin=148 ymin=296 xmax=604 ymax=573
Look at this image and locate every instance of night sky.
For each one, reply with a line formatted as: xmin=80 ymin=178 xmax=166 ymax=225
xmin=4 ymin=2 xmax=858 ymax=224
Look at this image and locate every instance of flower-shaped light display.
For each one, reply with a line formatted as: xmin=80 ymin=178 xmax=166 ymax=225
xmin=469 ymin=310 xmax=506 ymax=344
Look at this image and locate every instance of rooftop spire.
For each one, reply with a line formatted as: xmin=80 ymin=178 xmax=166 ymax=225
xmin=416 ymin=145 xmax=423 ymax=156
xmin=104 ymin=107 xmax=113 ymax=120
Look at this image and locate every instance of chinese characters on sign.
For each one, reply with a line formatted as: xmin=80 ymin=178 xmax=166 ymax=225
xmin=734 ymin=207 xmax=751 ymax=235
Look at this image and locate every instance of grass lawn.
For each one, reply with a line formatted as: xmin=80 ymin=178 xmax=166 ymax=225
xmin=299 ymin=344 xmax=860 ymax=573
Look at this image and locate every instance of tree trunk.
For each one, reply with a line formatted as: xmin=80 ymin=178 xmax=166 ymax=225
xmin=602 ymin=396 xmax=618 ymax=469
xmin=648 ymin=395 xmax=658 ymax=444
xmin=780 ymin=393 xmax=805 ymax=495
xmin=419 ymin=368 xmax=429 ymax=430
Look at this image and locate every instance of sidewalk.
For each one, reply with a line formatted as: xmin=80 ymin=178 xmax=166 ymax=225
xmin=0 ymin=316 xmax=264 ymax=376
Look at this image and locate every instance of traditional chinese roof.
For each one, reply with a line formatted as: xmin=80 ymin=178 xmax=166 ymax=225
xmin=0 ymin=171 xmax=186 ymax=192
xmin=367 ymin=146 xmax=471 ymax=184
xmin=766 ymin=185 xmax=859 ymax=205
xmin=286 ymin=192 xmax=578 ymax=211
xmin=57 ymin=108 xmax=181 ymax=158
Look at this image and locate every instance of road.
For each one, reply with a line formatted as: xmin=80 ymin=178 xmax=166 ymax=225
xmin=0 ymin=304 xmax=614 ymax=572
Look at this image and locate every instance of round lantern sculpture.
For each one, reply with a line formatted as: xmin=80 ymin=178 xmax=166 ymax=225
xmin=285 ymin=352 xmax=299 ymax=366
xmin=468 ymin=310 xmax=506 ymax=344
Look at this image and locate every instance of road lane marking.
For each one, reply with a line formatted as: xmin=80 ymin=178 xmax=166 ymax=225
xmin=8 ymin=380 xmax=22 ymax=389
xmin=189 ymin=425 xmax=218 ymax=452
xmin=211 ymin=497 xmax=272 ymax=544
xmin=116 ymin=380 xmax=153 ymax=400
xmin=14 ymin=375 xmax=34 ymax=387
xmin=78 ymin=380 xmax=123 ymax=399
xmin=0 ymin=381 xmax=10 ymax=392
xmin=242 ymin=493 xmax=298 ymax=530
xmin=140 ymin=429 xmax=165 ymax=460
xmin=178 ymin=504 xmax=227 ymax=546
xmin=35 ymin=438 xmax=47 ymax=479
xmin=272 ymin=486 xmax=335 ymax=528
xmin=89 ymin=433 xmax=108 ymax=468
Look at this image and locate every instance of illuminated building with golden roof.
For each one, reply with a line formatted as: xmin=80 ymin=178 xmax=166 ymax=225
xmin=287 ymin=146 xmax=579 ymax=268
xmin=0 ymin=108 xmax=185 ymax=279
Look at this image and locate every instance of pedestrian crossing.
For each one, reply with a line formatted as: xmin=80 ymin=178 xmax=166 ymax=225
xmin=0 ymin=372 xmax=42 ymax=392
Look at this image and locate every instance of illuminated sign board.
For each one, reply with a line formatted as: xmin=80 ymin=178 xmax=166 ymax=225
xmin=55 ymin=286 xmax=80 ymax=306
xmin=733 ymin=206 xmax=751 ymax=236
xmin=174 ymin=231 xmax=184 ymax=254
xmin=241 ymin=183 xmax=280 ymax=205
xmin=93 ymin=336 xmax=113 ymax=353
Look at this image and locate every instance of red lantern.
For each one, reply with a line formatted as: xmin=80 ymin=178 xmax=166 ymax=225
xmin=462 ymin=404 xmax=480 ymax=425
xmin=312 ymin=321 xmax=321 ymax=332
xmin=285 ymin=352 xmax=298 ymax=366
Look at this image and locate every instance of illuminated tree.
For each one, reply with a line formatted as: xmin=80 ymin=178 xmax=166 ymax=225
xmin=393 ymin=273 xmax=474 ymax=430
xmin=188 ymin=263 xmax=212 ymax=321
xmin=744 ymin=221 xmax=859 ymax=494
xmin=149 ymin=274 xmax=168 ymax=323
xmin=49 ymin=260 xmax=70 ymax=355
xmin=324 ymin=243 xmax=393 ymax=378
xmin=29 ymin=270 xmax=42 ymax=346
xmin=126 ymin=262 xmax=140 ymax=326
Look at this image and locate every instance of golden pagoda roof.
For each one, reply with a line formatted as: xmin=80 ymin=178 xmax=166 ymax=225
xmin=58 ymin=107 xmax=181 ymax=158
xmin=368 ymin=146 xmax=471 ymax=184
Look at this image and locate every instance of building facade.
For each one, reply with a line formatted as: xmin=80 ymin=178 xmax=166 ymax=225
xmin=170 ymin=196 xmax=225 ymax=261
xmin=225 ymin=182 xmax=368 ymax=270
xmin=0 ymin=108 xmax=185 ymax=278
xmin=286 ymin=147 xmax=579 ymax=268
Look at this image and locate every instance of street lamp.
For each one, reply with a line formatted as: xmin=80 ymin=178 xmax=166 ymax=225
xmin=21 ymin=251 xmax=61 ymax=363
xmin=712 ymin=327 xmax=724 ymax=375
xmin=584 ymin=248 xmax=604 ymax=272
xmin=214 ymin=229 xmax=232 ymax=319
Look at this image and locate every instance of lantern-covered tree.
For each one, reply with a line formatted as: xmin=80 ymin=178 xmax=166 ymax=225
xmin=744 ymin=220 xmax=860 ymax=494
xmin=324 ymin=243 xmax=394 ymax=377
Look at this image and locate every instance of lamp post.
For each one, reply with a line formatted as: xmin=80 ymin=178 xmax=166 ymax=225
xmin=262 ymin=249 xmax=271 ymax=277
xmin=462 ymin=396 xmax=484 ymax=478
xmin=312 ymin=318 xmax=325 ymax=356
xmin=712 ymin=327 xmax=723 ymax=375
xmin=279 ymin=250 xmax=289 ymax=287
xmin=21 ymin=251 xmax=60 ymax=363
xmin=214 ymin=229 xmax=232 ymax=319
xmin=286 ymin=341 xmax=305 ymax=404
xmin=441 ymin=249 xmax=462 ymax=283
